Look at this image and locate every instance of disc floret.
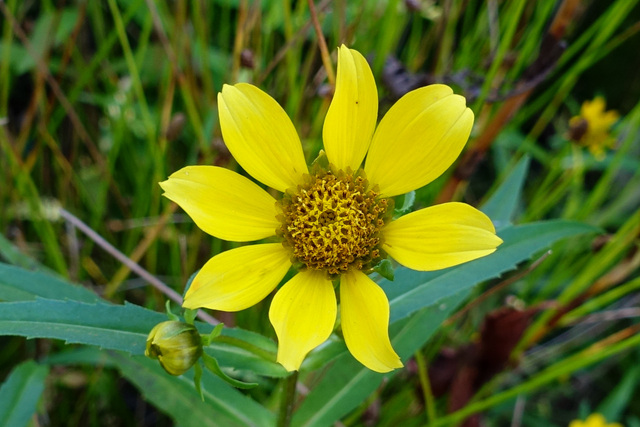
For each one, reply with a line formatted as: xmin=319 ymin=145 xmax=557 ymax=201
xmin=278 ymin=168 xmax=389 ymax=276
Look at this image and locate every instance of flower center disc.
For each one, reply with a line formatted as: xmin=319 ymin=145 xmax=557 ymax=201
xmin=279 ymin=169 xmax=389 ymax=276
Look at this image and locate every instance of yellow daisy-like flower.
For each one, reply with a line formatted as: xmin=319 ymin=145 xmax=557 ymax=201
xmin=160 ymin=45 xmax=503 ymax=373
xmin=569 ymin=96 xmax=619 ymax=160
xmin=569 ymin=413 xmax=623 ymax=427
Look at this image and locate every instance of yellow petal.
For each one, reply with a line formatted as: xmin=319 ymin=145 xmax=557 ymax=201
xmin=269 ymin=270 xmax=336 ymax=371
xmin=160 ymin=166 xmax=279 ymax=242
xmin=323 ymin=45 xmax=378 ymax=171
xmin=582 ymin=97 xmax=605 ymax=118
xmin=364 ymin=85 xmax=473 ymax=197
xmin=218 ymin=83 xmax=309 ymax=192
xmin=382 ymin=202 xmax=503 ymax=271
xmin=586 ymin=414 xmax=607 ymax=427
xmin=183 ymin=243 xmax=291 ymax=311
xmin=340 ymin=270 xmax=403 ymax=373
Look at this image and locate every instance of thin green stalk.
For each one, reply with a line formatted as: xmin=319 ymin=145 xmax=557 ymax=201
xmin=561 ymin=275 xmax=640 ymax=325
xmin=507 ymin=1 xmax=556 ymax=81
xmin=192 ymin=0 xmax=215 ymax=103
xmin=415 ymin=350 xmax=437 ymax=423
xmin=373 ymin=0 xmax=401 ymax=75
xmin=562 ymin=145 xmax=585 ymax=219
xmin=178 ymin=79 xmax=210 ymax=161
xmin=456 ymin=0 xmax=487 ymax=70
xmin=283 ymin=0 xmax=302 ymax=119
xmin=434 ymin=0 xmax=461 ymax=77
xmin=88 ymin=0 xmax=106 ymax=46
xmin=594 ymin=166 xmax=640 ymax=226
xmin=524 ymin=173 xmax=573 ymax=221
xmin=406 ymin=14 xmax=423 ymax=70
xmin=471 ymin=0 xmax=527 ymax=112
xmin=277 ymin=371 xmax=299 ymax=427
xmin=0 ymin=0 xmax=17 ymax=117
xmin=134 ymin=9 xmax=154 ymax=71
xmin=107 ymin=0 xmax=157 ymax=144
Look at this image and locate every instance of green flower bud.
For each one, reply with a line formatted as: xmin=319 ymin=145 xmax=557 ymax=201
xmin=145 ymin=321 xmax=203 ymax=376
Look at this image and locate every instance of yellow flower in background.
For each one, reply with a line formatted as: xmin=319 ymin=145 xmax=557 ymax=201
xmin=569 ymin=413 xmax=623 ymax=427
xmin=569 ymin=96 xmax=619 ymax=160
xmin=160 ymin=45 xmax=502 ymax=373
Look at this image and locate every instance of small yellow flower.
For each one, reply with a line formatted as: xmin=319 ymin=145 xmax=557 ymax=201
xmin=569 ymin=96 xmax=619 ymax=160
xmin=160 ymin=45 xmax=503 ymax=373
xmin=569 ymin=413 xmax=623 ymax=427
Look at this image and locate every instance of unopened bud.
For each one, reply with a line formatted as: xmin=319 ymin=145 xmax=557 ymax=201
xmin=145 ymin=321 xmax=202 ymax=376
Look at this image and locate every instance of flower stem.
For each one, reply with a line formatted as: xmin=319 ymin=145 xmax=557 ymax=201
xmin=277 ymin=371 xmax=299 ymax=427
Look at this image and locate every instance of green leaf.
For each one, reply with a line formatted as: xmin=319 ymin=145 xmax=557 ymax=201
xmin=107 ymin=352 xmax=274 ymax=427
xmin=0 ymin=297 xmax=285 ymax=377
xmin=203 ymin=323 xmax=225 ymax=345
xmin=292 ymin=289 xmax=470 ymax=427
xmin=202 ymin=353 xmax=258 ymax=389
xmin=0 ymin=233 xmax=49 ymax=272
xmin=165 ymin=300 xmax=180 ymax=321
xmin=46 ymin=347 xmax=274 ymax=426
xmin=193 ymin=362 xmax=205 ymax=401
xmin=53 ymin=8 xmax=80 ymax=46
xmin=481 ymin=155 xmax=530 ymax=228
xmin=0 ymin=360 xmax=49 ymax=427
xmin=183 ymin=271 xmax=198 ymax=297
xmin=373 ymin=259 xmax=394 ymax=281
xmin=394 ymin=190 xmax=416 ymax=217
xmin=0 ymin=299 xmax=165 ymax=354
xmin=597 ymin=365 xmax=640 ymax=422
xmin=0 ymin=262 xmax=100 ymax=303
xmin=184 ymin=308 xmax=198 ymax=324
xmin=207 ymin=328 xmax=287 ymax=378
xmin=382 ymin=220 xmax=599 ymax=323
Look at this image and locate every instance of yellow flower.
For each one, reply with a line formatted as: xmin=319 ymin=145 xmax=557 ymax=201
xmin=160 ymin=45 xmax=503 ymax=373
xmin=569 ymin=96 xmax=619 ymax=160
xmin=569 ymin=413 xmax=623 ymax=427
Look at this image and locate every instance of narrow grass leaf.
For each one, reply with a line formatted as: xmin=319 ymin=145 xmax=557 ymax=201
xmin=597 ymin=365 xmax=640 ymax=422
xmin=0 ymin=360 xmax=49 ymax=427
xmin=0 ymin=262 xmax=100 ymax=303
xmin=481 ymin=156 xmax=530 ymax=228
xmin=0 ymin=233 xmax=49 ymax=272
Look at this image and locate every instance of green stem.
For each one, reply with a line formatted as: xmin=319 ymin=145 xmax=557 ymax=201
xmin=415 ymin=350 xmax=437 ymax=423
xmin=277 ymin=371 xmax=299 ymax=427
